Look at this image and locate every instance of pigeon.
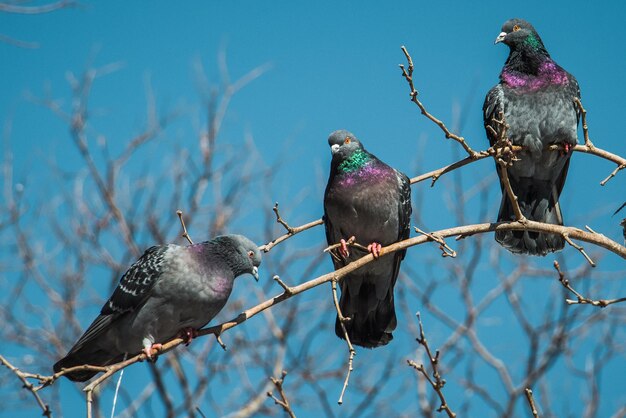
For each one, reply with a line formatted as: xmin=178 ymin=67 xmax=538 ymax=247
xmin=53 ymin=234 xmax=262 ymax=382
xmin=483 ymin=18 xmax=580 ymax=256
xmin=323 ymin=130 xmax=412 ymax=348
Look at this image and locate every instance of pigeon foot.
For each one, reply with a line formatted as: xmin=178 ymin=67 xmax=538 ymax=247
xmin=142 ymin=342 xmax=163 ymax=361
xmin=557 ymin=142 xmax=572 ymax=156
xmin=178 ymin=327 xmax=199 ymax=346
xmin=367 ymin=242 xmax=382 ymax=259
xmin=339 ymin=238 xmax=354 ymax=258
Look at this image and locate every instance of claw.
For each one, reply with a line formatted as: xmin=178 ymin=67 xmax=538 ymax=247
xmin=142 ymin=342 xmax=163 ymax=361
xmin=339 ymin=239 xmax=350 ymax=258
xmin=367 ymin=242 xmax=382 ymax=259
xmin=179 ymin=327 xmax=199 ymax=346
xmin=559 ymin=143 xmax=572 ymax=156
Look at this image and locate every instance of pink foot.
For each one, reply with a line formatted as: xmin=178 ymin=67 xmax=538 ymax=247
xmin=339 ymin=238 xmax=350 ymax=258
xmin=178 ymin=327 xmax=199 ymax=346
xmin=143 ymin=343 xmax=163 ymax=360
xmin=367 ymin=242 xmax=382 ymax=259
xmin=561 ymin=143 xmax=572 ymax=155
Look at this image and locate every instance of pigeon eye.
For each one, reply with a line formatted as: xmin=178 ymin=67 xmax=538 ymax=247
xmin=513 ymin=24 xmax=521 ymax=32
xmin=248 ymin=250 xmax=254 ymax=258
xmin=344 ymin=137 xmax=351 ymax=144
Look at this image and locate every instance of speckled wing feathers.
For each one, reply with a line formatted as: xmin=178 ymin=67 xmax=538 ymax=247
xmin=53 ymin=235 xmax=261 ymax=382
xmin=102 ymin=246 xmax=168 ymax=315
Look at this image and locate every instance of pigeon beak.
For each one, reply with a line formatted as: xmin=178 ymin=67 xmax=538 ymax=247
xmin=330 ymin=144 xmax=340 ymax=154
xmin=251 ymin=266 xmax=259 ymax=281
xmin=494 ymin=32 xmax=506 ymax=44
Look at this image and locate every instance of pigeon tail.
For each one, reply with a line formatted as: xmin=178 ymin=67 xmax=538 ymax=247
xmin=53 ymin=348 xmax=125 ymax=382
xmin=334 ymin=279 xmax=397 ymax=348
xmin=496 ymin=177 xmax=564 ymax=256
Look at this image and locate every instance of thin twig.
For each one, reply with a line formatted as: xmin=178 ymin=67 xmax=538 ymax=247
xmin=258 ymin=202 xmax=324 ymax=253
xmin=562 ymin=233 xmax=595 ymax=267
xmin=600 ymin=163 xmax=626 ymax=186
xmin=272 ymin=202 xmax=294 ymax=233
xmin=176 ymin=210 xmax=193 ymax=244
xmin=331 ymin=280 xmax=356 ymax=405
xmin=273 ymin=275 xmax=294 ymax=296
xmin=214 ymin=333 xmax=227 ymax=351
xmin=573 ymin=97 xmax=593 ymax=148
xmin=525 ymin=388 xmax=540 ymax=418
xmin=399 ymin=46 xmax=480 ymax=159
xmin=497 ymin=157 xmax=525 ymax=222
xmin=110 ymin=359 xmax=126 ymax=418
xmin=0 ymin=355 xmax=52 ymax=417
xmin=267 ymin=370 xmax=297 ymax=418
xmin=554 ymin=261 xmax=626 ymax=307
xmin=86 ymin=389 xmax=93 ymax=418
xmin=574 ymin=97 xmax=626 ymax=185
xmin=414 ymin=227 xmax=456 ymax=257
xmin=407 ymin=312 xmax=456 ymax=418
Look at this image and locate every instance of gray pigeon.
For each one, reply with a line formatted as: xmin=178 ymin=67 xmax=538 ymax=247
xmin=323 ymin=130 xmax=412 ymax=348
xmin=53 ymin=234 xmax=261 ymax=382
xmin=484 ymin=18 xmax=580 ymax=256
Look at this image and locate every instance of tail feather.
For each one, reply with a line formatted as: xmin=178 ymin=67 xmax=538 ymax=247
xmin=334 ymin=279 xmax=396 ymax=348
xmin=496 ymin=177 xmax=564 ymax=256
xmin=53 ymin=347 xmax=125 ymax=382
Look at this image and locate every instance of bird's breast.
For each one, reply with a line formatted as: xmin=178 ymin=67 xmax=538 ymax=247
xmin=503 ymin=84 xmax=578 ymax=152
xmin=326 ymin=172 xmax=400 ymax=245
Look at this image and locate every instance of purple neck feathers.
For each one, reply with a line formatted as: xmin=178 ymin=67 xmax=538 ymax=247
xmin=501 ymin=60 xmax=568 ymax=90
xmin=335 ymin=161 xmax=393 ymax=187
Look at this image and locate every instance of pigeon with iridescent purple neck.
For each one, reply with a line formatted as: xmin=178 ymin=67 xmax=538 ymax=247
xmin=484 ymin=18 xmax=580 ymax=256
xmin=53 ymin=234 xmax=261 ymax=382
xmin=323 ymin=130 xmax=412 ymax=348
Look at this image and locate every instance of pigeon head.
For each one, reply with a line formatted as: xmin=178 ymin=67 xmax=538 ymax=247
xmin=213 ymin=234 xmax=262 ymax=281
xmin=327 ymin=130 xmax=370 ymax=173
xmin=495 ymin=18 xmax=548 ymax=55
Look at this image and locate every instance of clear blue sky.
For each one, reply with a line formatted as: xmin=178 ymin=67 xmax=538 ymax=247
xmin=1 ymin=1 xmax=625 ymax=417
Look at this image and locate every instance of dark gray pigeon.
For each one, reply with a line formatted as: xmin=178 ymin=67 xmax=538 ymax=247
xmin=484 ymin=18 xmax=580 ymax=256
xmin=53 ymin=234 xmax=261 ymax=382
xmin=323 ymin=130 xmax=412 ymax=348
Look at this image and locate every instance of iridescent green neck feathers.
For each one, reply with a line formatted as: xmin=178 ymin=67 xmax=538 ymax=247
xmin=524 ymin=32 xmax=541 ymax=50
xmin=338 ymin=149 xmax=370 ymax=173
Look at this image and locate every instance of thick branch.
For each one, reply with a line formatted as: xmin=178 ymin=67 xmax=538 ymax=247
xmin=11 ymin=220 xmax=626 ymax=395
